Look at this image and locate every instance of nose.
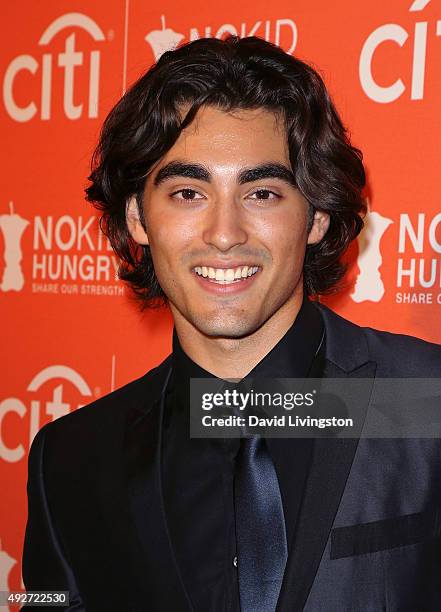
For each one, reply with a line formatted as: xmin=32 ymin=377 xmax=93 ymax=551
xmin=202 ymin=199 xmax=248 ymax=252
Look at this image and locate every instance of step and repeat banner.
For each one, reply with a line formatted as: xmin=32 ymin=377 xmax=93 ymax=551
xmin=1 ymin=0 xmax=440 ymax=598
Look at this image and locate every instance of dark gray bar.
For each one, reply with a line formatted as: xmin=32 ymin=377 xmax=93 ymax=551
xmin=190 ymin=378 xmax=441 ymax=438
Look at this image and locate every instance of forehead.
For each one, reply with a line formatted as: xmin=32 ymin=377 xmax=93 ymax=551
xmin=159 ymin=105 xmax=290 ymax=167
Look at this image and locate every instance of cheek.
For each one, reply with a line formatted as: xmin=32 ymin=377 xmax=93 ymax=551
xmin=146 ymin=216 xmax=196 ymax=283
xmin=147 ymin=210 xmax=190 ymax=255
xmin=258 ymin=210 xmax=308 ymax=264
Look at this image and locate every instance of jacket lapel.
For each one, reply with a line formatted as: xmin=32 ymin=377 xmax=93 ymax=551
xmin=276 ymin=304 xmax=377 ymax=612
xmin=123 ymin=357 xmax=194 ymax=611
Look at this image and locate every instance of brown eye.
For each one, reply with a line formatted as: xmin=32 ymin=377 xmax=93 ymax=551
xmin=182 ymin=189 xmax=196 ymax=199
xmin=249 ymin=189 xmax=280 ymax=201
xmin=256 ymin=190 xmax=271 ymax=199
xmin=182 ymin=189 xmax=197 ymax=199
xmin=171 ymin=188 xmax=203 ymax=201
xmin=171 ymin=188 xmax=204 ymax=202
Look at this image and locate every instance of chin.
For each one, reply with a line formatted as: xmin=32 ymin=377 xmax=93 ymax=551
xmin=191 ymin=311 xmax=260 ymax=339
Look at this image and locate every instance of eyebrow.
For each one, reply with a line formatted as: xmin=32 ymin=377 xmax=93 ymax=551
xmin=153 ymin=161 xmax=296 ymax=188
xmin=238 ymin=163 xmax=296 ymax=187
xmin=154 ymin=161 xmax=210 ymax=186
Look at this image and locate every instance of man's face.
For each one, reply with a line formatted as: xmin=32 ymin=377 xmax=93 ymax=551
xmin=127 ymin=105 xmax=328 ymax=339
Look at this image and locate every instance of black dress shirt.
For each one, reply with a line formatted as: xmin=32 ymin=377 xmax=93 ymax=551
xmin=162 ymin=298 xmax=325 ymax=611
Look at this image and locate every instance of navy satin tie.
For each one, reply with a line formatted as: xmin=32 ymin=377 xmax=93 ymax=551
xmin=234 ymin=435 xmax=288 ymax=611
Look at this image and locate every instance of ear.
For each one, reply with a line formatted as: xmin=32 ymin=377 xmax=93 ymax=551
xmin=307 ymin=209 xmax=330 ymax=245
xmin=126 ymin=196 xmax=149 ymax=245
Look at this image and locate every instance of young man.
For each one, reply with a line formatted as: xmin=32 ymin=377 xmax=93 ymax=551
xmin=23 ymin=36 xmax=441 ymax=611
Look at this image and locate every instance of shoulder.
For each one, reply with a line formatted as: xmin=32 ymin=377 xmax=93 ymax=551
xmin=315 ymin=302 xmax=441 ymax=377
xmin=29 ymin=354 xmax=172 ymax=459
xmin=362 ymin=325 xmax=441 ymax=376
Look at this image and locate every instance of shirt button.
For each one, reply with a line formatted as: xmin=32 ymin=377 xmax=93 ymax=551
xmin=233 ymin=556 xmax=238 ymax=568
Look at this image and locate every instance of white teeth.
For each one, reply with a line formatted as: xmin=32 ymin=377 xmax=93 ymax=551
xmin=194 ymin=265 xmax=259 ymax=283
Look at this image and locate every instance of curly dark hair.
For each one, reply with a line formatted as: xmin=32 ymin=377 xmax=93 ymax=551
xmin=86 ymin=35 xmax=366 ymax=307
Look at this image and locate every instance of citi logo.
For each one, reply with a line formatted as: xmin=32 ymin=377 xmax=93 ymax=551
xmin=0 ymin=365 xmax=92 ymax=463
xmin=2 ymin=13 xmax=105 ymax=122
xmin=0 ymin=359 xmax=117 ymax=463
xmin=359 ymin=0 xmax=440 ymax=103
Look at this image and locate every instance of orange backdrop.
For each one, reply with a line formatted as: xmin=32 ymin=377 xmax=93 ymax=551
xmin=1 ymin=0 xmax=440 ymax=598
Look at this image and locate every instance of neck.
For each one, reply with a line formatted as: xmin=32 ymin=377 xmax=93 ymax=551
xmin=172 ymin=291 xmax=304 ymax=379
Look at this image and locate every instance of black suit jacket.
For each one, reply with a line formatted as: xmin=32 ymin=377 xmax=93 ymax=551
xmin=22 ymin=304 xmax=441 ymax=611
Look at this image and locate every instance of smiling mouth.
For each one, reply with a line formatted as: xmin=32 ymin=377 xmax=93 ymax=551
xmin=193 ymin=265 xmax=260 ymax=284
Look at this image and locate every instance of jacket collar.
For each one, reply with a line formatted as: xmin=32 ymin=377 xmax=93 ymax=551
xmin=313 ymin=302 xmax=371 ymax=373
